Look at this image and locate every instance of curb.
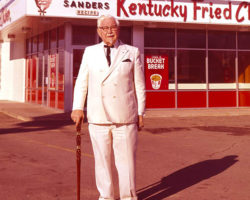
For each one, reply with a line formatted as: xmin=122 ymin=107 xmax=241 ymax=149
xmin=0 ymin=110 xmax=33 ymax=122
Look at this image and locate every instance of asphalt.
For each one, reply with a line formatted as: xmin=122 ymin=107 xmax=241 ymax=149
xmin=1 ymin=100 xmax=250 ymax=200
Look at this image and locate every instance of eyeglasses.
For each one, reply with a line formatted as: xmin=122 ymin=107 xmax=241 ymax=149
xmin=98 ymin=26 xmax=118 ymax=32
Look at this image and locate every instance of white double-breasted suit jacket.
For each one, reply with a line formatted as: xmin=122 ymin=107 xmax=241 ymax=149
xmin=72 ymin=41 xmax=146 ymax=124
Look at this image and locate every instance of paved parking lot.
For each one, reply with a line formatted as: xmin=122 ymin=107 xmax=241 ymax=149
xmin=1 ymin=101 xmax=250 ymax=200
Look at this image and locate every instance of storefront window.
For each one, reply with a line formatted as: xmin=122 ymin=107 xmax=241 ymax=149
xmin=26 ymin=25 xmax=65 ymax=109
xmin=58 ymin=50 xmax=64 ymax=91
xmin=177 ymin=50 xmax=206 ymax=88
xmin=31 ymin=56 xmax=37 ymax=89
xmin=238 ymin=51 xmax=250 ymax=89
xmin=44 ymin=53 xmax=48 ymax=106
xmin=50 ymin=28 xmax=57 ymax=49
xmin=23 ymin=20 xmax=250 ymax=110
xmin=49 ymin=52 xmax=57 ymax=90
xmin=177 ymin=29 xmax=206 ymax=48
xmin=208 ymin=31 xmax=236 ymax=49
xmin=32 ymin=36 xmax=38 ymax=53
xmin=38 ymin=54 xmax=43 ymax=104
xmin=72 ymin=25 xmax=96 ymax=45
xmin=48 ymin=51 xmax=57 ymax=108
xmin=26 ymin=39 xmax=32 ymax=54
xmin=31 ymin=56 xmax=38 ymax=103
xmin=58 ymin=26 xmax=65 ymax=48
xmin=119 ymin=26 xmax=132 ymax=45
xmin=144 ymin=28 xmax=175 ymax=48
xmin=208 ymin=51 xmax=236 ymax=88
xmin=25 ymin=58 xmax=32 ymax=102
xmin=38 ymin=33 xmax=44 ymax=52
xmin=238 ymin=32 xmax=250 ymax=50
xmin=44 ymin=31 xmax=49 ymax=50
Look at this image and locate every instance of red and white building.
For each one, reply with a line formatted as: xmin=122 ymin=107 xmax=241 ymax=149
xmin=1 ymin=0 xmax=250 ymax=111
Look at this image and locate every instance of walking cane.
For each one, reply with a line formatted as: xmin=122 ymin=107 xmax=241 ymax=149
xmin=76 ymin=131 xmax=81 ymax=200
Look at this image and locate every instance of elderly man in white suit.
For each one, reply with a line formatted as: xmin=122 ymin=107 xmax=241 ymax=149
xmin=71 ymin=14 xmax=146 ymax=200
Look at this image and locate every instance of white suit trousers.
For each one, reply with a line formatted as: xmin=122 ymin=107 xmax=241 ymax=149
xmin=89 ymin=123 xmax=138 ymax=200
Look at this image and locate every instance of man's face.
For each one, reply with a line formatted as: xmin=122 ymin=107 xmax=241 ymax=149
xmin=97 ymin=17 xmax=119 ymax=46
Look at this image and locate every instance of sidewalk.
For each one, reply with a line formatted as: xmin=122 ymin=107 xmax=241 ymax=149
xmin=1 ymin=100 xmax=250 ymax=121
xmin=0 ymin=100 xmax=65 ymax=121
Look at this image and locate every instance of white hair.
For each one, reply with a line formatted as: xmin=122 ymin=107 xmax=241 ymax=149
xmin=97 ymin=15 xmax=120 ymax=27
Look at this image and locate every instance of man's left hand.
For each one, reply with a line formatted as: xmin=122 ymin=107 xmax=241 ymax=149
xmin=138 ymin=115 xmax=144 ymax=131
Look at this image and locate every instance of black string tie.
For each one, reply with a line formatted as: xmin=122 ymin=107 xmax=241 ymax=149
xmin=104 ymin=45 xmax=114 ymax=66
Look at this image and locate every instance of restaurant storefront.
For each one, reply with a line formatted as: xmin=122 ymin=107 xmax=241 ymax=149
xmin=1 ymin=0 xmax=250 ymax=111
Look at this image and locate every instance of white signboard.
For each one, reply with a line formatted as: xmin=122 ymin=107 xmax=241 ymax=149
xmin=0 ymin=0 xmax=26 ymax=30
xmin=25 ymin=0 xmax=250 ymax=25
xmin=2 ymin=0 xmax=250 ymax=29
xmin=27 ymin=0 xmax=115 ymax=19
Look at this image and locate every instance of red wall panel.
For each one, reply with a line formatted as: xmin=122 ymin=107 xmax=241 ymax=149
xmin=58 ymin=92 xmax=64 ymax=109
xmin=239 ymin=91 xmax=250 ymax=107
xmin=37 ymin=90 xmax=42 ymax=104
xmin=178 ymin=91 xmax=206 ymax=108
xmin=49 ymin=91 xmax=56 ymax=108
xmin=146 ymin=92 xmax=175 ymax=108
xmin=209 ymin=91 xmax=236 ymax=107
xmin=31 ymin=90 xmax=36 ymax=103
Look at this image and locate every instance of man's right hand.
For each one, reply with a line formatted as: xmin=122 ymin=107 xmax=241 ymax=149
xmin=71 ymin=110 xmax=84 ymax=132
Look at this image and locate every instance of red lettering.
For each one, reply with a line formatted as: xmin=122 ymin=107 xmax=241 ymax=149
xmin=209 ymin=2 xmax=214 ymax=19
xmin=78 ymin=2 xmax=84 ymax=8
xmin=104 ymin=3 xmax=109 ymax=10
xmin=92 ymin=2 xmax=97 ymax=9
xmin=115 ymin=0 xmax=187 ymax=22
xmin=98 ymin=3 xmax=103 ymax=9
xmin=154 ymin=4 xmax=162 ymax=16
xmin=163 ymin=5 xmax=170 ymax=17
xmin=86 ymin=2 xmax=91 ymax=9
xmin=179 ymin=5 xmax=187 ymax=22
xmin=138 ymin=3 xmax=148 ymax=16
xmin=171 ymin=0 xmax=179 ymax=18
xmin=214 ymin=7 xmax=221 ymax=19
xmin=236 ymin=2 xmax=247 ymax=22
xmin=193 ymin=2 xmax=201 ymax=20
xmin=70 ymin=1 xmax=77 ymax=8
xmin=129 ymin=3 xmax=137 ymax=15
xmin=202 ymin=7 xmax=208 ymax=18
xmin=147 ymin=0 xmax=154 ymax=16
xmin=117 ymin=0 xmax=129 ymax=17
xmin=248 ymin=3 xmax=250 ymax=20
xmin=223 ymin=2 xmax=232 ymax=20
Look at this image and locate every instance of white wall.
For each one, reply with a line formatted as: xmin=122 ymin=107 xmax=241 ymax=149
xmin=0 ymin=39 xmax=26 ymax=102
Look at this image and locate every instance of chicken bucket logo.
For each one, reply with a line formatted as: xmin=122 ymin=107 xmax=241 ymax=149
xmin=34 ymin=0 xmax=52 ymax=16
xmin=150 ymin=74 xmax=162 ymax=90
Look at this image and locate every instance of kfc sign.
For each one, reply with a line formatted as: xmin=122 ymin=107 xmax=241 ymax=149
xmin=24 ymin=0 xmax=250 ymax=25
xmin=117 ymin=0 xmax=250 ymax=24
xmin=34 ymin=0 xmax=52 ymax=16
